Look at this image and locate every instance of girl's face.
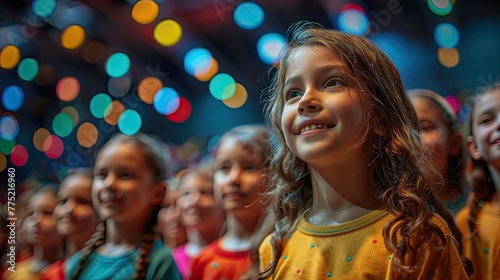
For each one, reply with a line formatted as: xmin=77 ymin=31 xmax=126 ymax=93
xmin=23 ymin=191 xmax=61 ymax=247
xmin=281 ymin=45 xmax=368 ymax=167
xmin=53 ymin=174 xmax=99 ymax=239
xmin=411 ymin=96 xmax=459 ymax=176
xmin=214 ymin=137 xmax=266 ymax=215
xmin=92 ymin=142 xmax=165 ymax=223
xmin=176 ymin=173 xmax=224 ymax=229
xmin=469 ymin=89 xmax=500 ymax=169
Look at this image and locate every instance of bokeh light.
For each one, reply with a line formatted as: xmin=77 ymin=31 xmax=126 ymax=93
xmin=77 ymin=122 xmax=98 ymax=148
xmin=154 ymin=19 xmax=182 ymax=46
xmin=32 ymin=0 xmax=57 ymax=18
xmin=83 ymin=41 xmax=106 ymax=64
xmin=153 ymin=87 xmax=180 ymax=115
xmin=90 ymin=93 xmax=113 ymax=118
xmin=428 ymin=0 xmax=452 ymax=16
xmin=131 ymin=0 xmax=159 ymax=24
xmin=104 ymin=100 xmax=125 ymax=125
xmin=138 ymin=77 xmax=163 ymax=104
xmin=43 ymin=134 xmax=64 ymax=159
xmin=61 ymin=106 xmax=80 ymax=127
xmin=257 ymin=33 xmax=285 ymax=65
xmin=437 ymin=47 xmax=460 ymax=68
xmin=108 ymin=76 xmax=132 ymax=97
xmin=0 ymin=115 xmax=19 ymax=141
xmin=0 ymin=139 xmax=16 ymax=155
xmin=52 ymin=112 xmax=74 ymax=137
xmin=0 ymin=45 xmax=21 ymax=69
xmin=2 ymin=85 xmax=24 ymax=111
xmin=445 ymin=95 xmax=461 ymax=115
xmin=33 ymin=128 xmax=51 ymax=151
xmin=10 ymin=144 xmax=28 ymax=167
xmin=118 ymin=109 xmax=142 ymax=135
xmin=209 ymin=73 xmax=236 ymax=100
xmin=167 ymin=97 xmax=191 ymax=123
xmin=222 ymin=83 xmax=248 ymax=109
xmin=234 ymin=2 xmax=265 ymax=30
xmin=337 ymin=4 xmax=369 ymax=36
xmin=36 ymin=64 xmax=56 ymax=86
xmin=434 ymin=23 xmax=460 ymax=48
xmin=61 ymin=25 xmax=86 ymax=50
xmin=195 ymin=57 xmax=218 ymax=82
xmin=17 ymin=58 xmax=39 ymax=81
xmin=184 ymin=47 xmax=213 ymax=77
xmin=105 ymin=52 xmax=130 ymax=78
xmin=57 ymin=76 xmax=80 ymax=102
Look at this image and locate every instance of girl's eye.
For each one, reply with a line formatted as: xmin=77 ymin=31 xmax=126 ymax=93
xmin=244 ymin=166 xmax=256 ymax=172
xmin=120 ymin=173 xmax=132 ymax=179
xmin=286 ymin=90 xmax=302 ymax=100
xmin=94 ymin=172 xmax=106 ymax=180
xmin=325 ymin=79 xmax=341 ymax=88
xmin=479 ymin=116 xmax=493 ymax=124
xmin=218 ymin=165 xmax=230 ymax=173
xmin=57 ymin=198 xmax=67 ymax=205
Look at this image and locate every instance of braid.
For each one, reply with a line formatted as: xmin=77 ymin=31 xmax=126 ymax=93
xmin=134 ymin=205 xmax=161 ymax=280
xmin=72 ymin=220 xmax=106 ymax=280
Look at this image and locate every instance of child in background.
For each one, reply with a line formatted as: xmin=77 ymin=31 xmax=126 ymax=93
xmin=190 ymin=125 xmax=273 ymax=280
xmin=39 ymin=168 xmax=100 ymax=280
xmin=409 ymin=89 xmax=467 ymax=213
xmin=456 ymin=81 xmax=500 ymax=280
xmin=173 ymin=165 xmax=226 ymax=279
xmin=2 ymin=186 xmax=64 ymax=280
xmin=257 ymin=22 xmax=471 ymax=279
xmin=157 ymin=179 xmax=187 ymax=250
xmin=67 ymin=133 xmax=182 ymax=279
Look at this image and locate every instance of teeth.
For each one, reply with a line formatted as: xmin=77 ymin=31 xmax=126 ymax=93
xmin=299 ymin=124 xmax=331 ymax=134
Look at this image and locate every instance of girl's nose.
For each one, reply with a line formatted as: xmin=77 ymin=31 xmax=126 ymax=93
xmin=298 ymin=90 xmax=321 ymax=114
xmin=227 ymin=167 xmax=242 ymax=185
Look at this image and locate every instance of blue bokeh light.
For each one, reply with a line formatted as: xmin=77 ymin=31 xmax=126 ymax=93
xmin=234 ymin=2 xmax=265 ymax=30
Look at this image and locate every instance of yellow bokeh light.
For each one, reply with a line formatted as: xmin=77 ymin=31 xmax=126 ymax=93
xmin=154 ymin=19 xmax=182 ymax=47
xmin=195 ymin=58 xmax=219 ymax=82
xmin=131 ymin=0 xmax=159 ymax=24
xmin=0 ymin=45 xmax=21 ymax=69
xmin=138 ymin=77 xmax=163 ymax=104
xmin=33 ymin=128 xmax=51 ymax=152
xmin=77 ymin=122 xmax=99 ymax=148
xmin=61 ymin=25 xmax=86 ymax=50
xmin=223 ymin=83 xmax=248 ymax=109
xmin=104 ymin=100 xmax=125 ymax=125
xmin=438 ymin=47 xmax=460 ymax=68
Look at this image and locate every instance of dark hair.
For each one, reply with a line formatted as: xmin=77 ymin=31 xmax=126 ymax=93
xmin=72 ymin=133 xmax=167 ymax=280
xmin=260 ymin=21 xmax=471 ymax=278
xmin=464 ymin=79 xmax=500 ymax=237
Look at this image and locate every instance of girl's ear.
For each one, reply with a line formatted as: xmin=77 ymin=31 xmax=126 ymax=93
xmin=448 ymin=131 xmax=463 ymax=157
xmin=151 ymin=181 xmax=167 ymax=206
xmin=466 ymin=135 xmax=482 ymax=160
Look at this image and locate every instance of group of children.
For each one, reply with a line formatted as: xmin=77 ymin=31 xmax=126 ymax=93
xmin=1 ymin=21 xmax=498 ymax=279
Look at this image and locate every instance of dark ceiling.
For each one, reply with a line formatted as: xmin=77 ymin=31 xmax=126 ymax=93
xmin=1 ymin=0 xmax=499 ymax=182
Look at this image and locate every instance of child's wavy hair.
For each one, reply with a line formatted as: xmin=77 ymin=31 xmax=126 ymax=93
xmin=72 ymin=133 xmax=168 ymax=280
xmin=408 ymin=89 xmax=466 ymax=199
xmin=259 ymin=21 xmax=472 ymax=278
xmin=464 ymin=79 xmax=500 ymax=237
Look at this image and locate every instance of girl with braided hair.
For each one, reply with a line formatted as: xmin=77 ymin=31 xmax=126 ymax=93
xmin=255 ymin=21 xmax=471 ymax=279
xmin=66 ymin=133 xmax=182 ymax=279
xmin=456 ymin=80 xmax=500 ymax=280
